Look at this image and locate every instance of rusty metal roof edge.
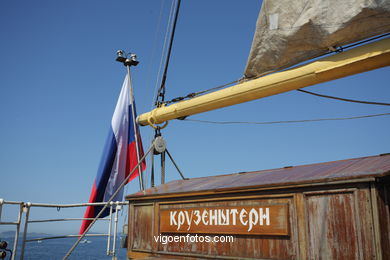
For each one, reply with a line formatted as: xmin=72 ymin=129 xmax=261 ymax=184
xmin=126 ymin=154 xmax=390 ymax=200
xmin=154 ymin=153 xmax=390 ymax=181
xmin=126 ymin=174 xmax=386 ymax=201
xmin=223 ymin=154 xmax=390 ymax=177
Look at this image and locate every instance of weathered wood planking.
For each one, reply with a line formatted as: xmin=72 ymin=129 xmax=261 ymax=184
xmin=132 ymin=204 xmax=153 ymax=251
xmin=305 ymin=190 xmax=362 ymax=259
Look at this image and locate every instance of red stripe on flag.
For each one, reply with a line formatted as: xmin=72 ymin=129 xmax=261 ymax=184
xmin=79 ymin=181 xmax=97 ymax=234
xmin=126 ymin=140 xmax=146 ymax=183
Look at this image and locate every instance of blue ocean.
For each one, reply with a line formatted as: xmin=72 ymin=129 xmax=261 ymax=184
xmin=1 ymin=236 xmax=128 ymax=260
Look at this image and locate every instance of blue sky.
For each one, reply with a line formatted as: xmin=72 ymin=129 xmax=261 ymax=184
xmin=0 ymin=0 xmax=389 ymax=235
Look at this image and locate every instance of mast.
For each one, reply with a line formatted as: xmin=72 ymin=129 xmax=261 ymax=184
xmin=137 ymin=38 xmax=390 ymax=127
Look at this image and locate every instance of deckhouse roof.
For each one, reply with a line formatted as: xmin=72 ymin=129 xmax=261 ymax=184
xmin=127 ymin=153 xmax=390 ymax=200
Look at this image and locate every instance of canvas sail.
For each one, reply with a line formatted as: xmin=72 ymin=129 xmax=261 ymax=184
xmin=244 ymin=0 xmax=390 ymax=78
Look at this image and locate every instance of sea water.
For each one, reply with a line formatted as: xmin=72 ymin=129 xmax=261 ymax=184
xmin=1 ymin=236 xmax=127 ymax=260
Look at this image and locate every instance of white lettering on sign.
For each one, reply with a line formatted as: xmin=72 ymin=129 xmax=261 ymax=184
xmin=170 ymin=211 xmax=177 ymax=226
xmin=169 ymin=208 xmax=271 ymax=232
xmin=260 ymin=208 xmax=270 ymax=226
xmin=230 ymin=209 xmax=238 ymax=225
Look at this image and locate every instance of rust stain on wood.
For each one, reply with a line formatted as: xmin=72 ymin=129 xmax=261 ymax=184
xmin=132 ymin=205 xmax=153 ymax=251
xmin=306 ymin=191 xmax=360 ymax=259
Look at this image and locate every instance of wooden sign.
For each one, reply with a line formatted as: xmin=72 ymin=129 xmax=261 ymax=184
xmin=160 ymin=204 xmax=289 ymax=236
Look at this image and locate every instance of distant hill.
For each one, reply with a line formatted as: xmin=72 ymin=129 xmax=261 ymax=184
xmin=0 ymin=231 xmax=51 ymax=238
xmin=0 ymin=230 xmax=15 ymax=237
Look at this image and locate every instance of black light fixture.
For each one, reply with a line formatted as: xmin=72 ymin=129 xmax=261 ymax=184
xmin=115 ymin=50 xmax=139 ymax=67
xmin=116 ymin=50 xmax=126 ymax=63
xmin=0 ymin=241 xmax=11 ymax=259
xmin=0 ymin=241 xmax=7 ymax=249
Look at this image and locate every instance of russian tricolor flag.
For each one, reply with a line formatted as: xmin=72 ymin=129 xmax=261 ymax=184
xmin=80 ymin=75 xmax=146 ymax=234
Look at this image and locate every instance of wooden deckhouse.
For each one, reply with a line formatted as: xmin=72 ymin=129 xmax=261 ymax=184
xmin=126 ymin=153 xmax=390 ymax=259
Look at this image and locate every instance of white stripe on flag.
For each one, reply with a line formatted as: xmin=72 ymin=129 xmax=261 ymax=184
xmin=104 ymin=75 xmax=131 ymax=202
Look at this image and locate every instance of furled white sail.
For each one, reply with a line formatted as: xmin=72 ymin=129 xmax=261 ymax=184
xmin=244 ymin=0 xmax=390 ymax=78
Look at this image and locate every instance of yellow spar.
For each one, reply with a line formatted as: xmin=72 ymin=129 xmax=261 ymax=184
xmin=138 ymin=38 xmax=390 ymax=127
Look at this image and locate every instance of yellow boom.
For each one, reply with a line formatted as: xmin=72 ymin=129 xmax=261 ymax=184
xmin=138 ymin=38 xmax=390 ymax=126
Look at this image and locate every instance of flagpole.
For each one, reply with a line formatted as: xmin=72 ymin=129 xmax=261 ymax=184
xmin=127 ymin=64 xmax=145 ymax=191
xmin=63 ymin=144 xmax=153 ymax=260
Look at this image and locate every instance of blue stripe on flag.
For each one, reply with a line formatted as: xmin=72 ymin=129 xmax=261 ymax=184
xmin=95 ymin=128 xmax=117 ymax=204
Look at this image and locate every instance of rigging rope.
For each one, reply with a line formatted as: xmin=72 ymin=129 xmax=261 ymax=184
xmin=164 ymin=79 xmax=241 ymax=104
xmin=145 ymin=0 xmax=173 ymax=188
xmin=152 ymin=0 xmax=176 ymax=109
xmin=148 ymin=0 xmax=168 ymax=111
xmin=182 ymin=112 xmax=390 ymax=125
xmin=155 ymin=0 xmax=182 ymax=107
xmin=297 ymin=89 xmax=390 ymax=106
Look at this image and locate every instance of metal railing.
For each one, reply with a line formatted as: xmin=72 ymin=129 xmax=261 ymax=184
xmin=0 ymin=198 xmax=128 ymax=260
